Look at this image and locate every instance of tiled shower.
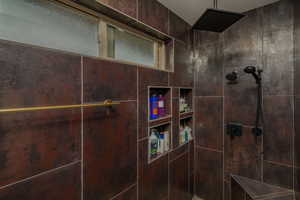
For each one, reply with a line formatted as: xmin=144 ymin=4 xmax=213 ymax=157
xmin=0 ymin=0 xmax=299 ymax=200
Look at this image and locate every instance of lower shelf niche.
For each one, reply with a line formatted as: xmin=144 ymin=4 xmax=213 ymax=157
xmin=179 ymin=117 xmax=193 ymax=146
xmin=148 ymin=123 xmax=171 ymax=163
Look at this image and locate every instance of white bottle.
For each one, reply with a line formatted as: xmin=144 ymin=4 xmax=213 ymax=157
xmin=158 ymin=133 xmax=165 ymax=154
xmin=164 ymin=131 xmax=169 ymax=151
xmin=149 ymin=129 xmax=159 ymax=158
xmin=180 ymin=125 xmax=185 ymax=145
xmin=187 ymin=126 xmax=193 ymax=141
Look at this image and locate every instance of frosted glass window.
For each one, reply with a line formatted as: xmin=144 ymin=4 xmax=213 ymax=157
xmin=0 ymin=0 xmax=99 ymax=56
xmin=107 ymin=25 xmax=155 ymax=67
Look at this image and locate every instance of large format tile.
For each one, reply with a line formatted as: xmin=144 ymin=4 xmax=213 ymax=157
xmin=169 ymin=41 xmax=194 ymax=88
xmin=83 ymin=57 xmax=137 ymax=102
xmin=295 ymin=97 xmax=300 ymax=167
xmin=195 ymin=148 xmax=223 ymax=200
xmin=224 ymin=94 xmax=258 ymax=127
xmin=169 ymin=12 xmax=191 ymax=43
xmin=0 ymin=40 xmax=81 ymax=108
xmin=263 ymin=96 xmax=293 ymax=165
xmin=172 ymin=98 xmax=180 ymax=148
xmin=195 ymin=97 xmax=223 ymax=150
xmin=138 ymin=0 xmax=169 ymax=34
xmin=138 ymin=139 xmax=168 ymax=200
xmin=98 ymin=0 xmax=137 ymax=18
xmin=84 ymin=101 xmax=137 ymax=200
xmin=263 ymin=161 xmax=293 ymax=189
xmin=295 ymin=0 xmax=300 ymax=96
xmin=0 ymin=163 xmax=81 ymax=200
xmin=111 ymin=185 xmax=137 ymax=200
xmin=262 ymin=29 xmax=293 ymax=95
xmin=170 ymin=153 xmax=190 ymax=200
xmin=224 ymin=127 xmax=262 ymax=181
xmin=194 ymin=34 xmax=223 ymax=96
xmin=0 ymin=109 xmax=81 ymax=187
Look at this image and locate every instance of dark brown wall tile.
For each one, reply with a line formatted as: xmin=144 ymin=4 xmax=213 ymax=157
xmin=138 ymin=0 xmax=169 ymax=34
xmin=170 ymin=144 xmax=188 ymax=162
xmin=263 ymin=96 xmax=293 ymax=165
xmin=170 ymin=153 xmax=189 ymax=200
xmin=295 ymin=167 xmax=300 ymax=193
xmin=138 ymin=68 xmax=168 ymax=139
xmin=0 ymin=163 xmax=81 ymax=200
xmin=295 ymin=97 xmax=300 ymax=167
xmin=262 ymin=29 xmax=293 ymax=95
xmin=195 ymin=97 xmax=223 ymax=150
xmin=84 ymin=101 xmax=137 ymax=200
xmin=262 ymin=0 xmax=293 ymax=33
xmin=224 ymin=181 xmax=231 ymax=200
xmin=263 ymin=161 xmax=293 ymax=189
xmin=295 ymin=0 xmax=300 ymax=96
xmin=224 ymin=94 xmax=258 ymax=126
xmin=195 ymin=148 xmax=223 ymax=200
xmin=138 ymin=139 xmax=168 ymax=200
xmin=223 ymin=9 xmax=262 ymax=69
xmin=231 ymin=179 xmax=247 ymax=200
xmin=224 ymin=127 xmax=262 ymax=181
xmin=169 ymin=41 xmax=194 ymax=87
xmin=262 ymin=0 xmax=293 ymax=96
xmin=193 ymin=30 xmax=220 ymax=47
xmin=194 ymin=34 xmax=223 ymax=96
xmin=189 ymin=141 xmax=194 ymax=175
xmin=0 ymin=40 xmax=81 ymax=108
xmin=169 ymin=12 xmax=191 ymax=43
xmin=172 ymin=98 xmax=180 ymax=148
xmin=0 ymin=109 xmax=81 ymax=187
xmin=111 ymin=185 xmax=137 ymax=200
xmin=98 ymin=0 xmax=137 ymax=18
xmin=83 ymin=57 xmax=137 ymax=102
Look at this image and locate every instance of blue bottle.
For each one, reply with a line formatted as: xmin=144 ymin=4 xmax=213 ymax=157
xmin=150 ymin=94 xmax=159 ymax=120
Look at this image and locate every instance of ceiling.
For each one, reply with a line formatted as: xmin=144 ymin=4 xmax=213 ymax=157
xmin=157 ymin=0 xmax=279 ymax=25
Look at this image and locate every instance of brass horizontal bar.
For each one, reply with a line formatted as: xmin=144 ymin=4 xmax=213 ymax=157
xmin=0 ymin=100 xmax=120 ymax=113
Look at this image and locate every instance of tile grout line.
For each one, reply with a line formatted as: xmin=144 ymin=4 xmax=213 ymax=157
xmin=0 ymin=160 xmax=81 ymax=191
xmin=222 ymin=32 xmax=225 ymax=200
xmin=136 ymin=68 xmax=139 ymax=199
xmin=110 ymin=183 xmax=137 ymax=200
xmin=260 ymin=8 xmax=264 ymax=183
xmin=292 ymin=4 xmax=295 ymax=194
xmin=193 ymin=38 xmax=196 ymax=199
xmin=81 ymin=56 xmax=84 ymax=200
xmin=195 ymin=145 xmax=223 ymax=153
xmin=169 ymin=150 xmax=189 ymax=164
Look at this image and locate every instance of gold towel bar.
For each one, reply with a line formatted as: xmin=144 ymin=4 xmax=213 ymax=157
xmin=0 ymin=100 xmax=120 ymax=113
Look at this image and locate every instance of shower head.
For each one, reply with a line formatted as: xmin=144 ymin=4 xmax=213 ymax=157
xmin=226 ymin=71 xmax=238 ymax=82
xmin=193 ymin=9 xmax=245 ymax=32
xmin=244 ymin=66 xmax=256 ymax=74
xmin=244 ymin=66 xmax=262 ymax=84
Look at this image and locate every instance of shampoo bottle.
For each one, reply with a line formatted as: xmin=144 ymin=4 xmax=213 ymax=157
xmin=150 ymin=94 xmax=159 ymax=120
xmin=164 ymin=131 xmax=169 ymax=152
xmin=159 ymin=133 xmax=165 ymax=154
xmin=158 ymin=94 xmax=165 ymax=117
xmin=149 ymin=129 xmax=159 ymax=158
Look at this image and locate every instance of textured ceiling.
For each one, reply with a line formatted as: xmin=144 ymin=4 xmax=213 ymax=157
xmin=157 ymin=0 xmax=279 ymax=25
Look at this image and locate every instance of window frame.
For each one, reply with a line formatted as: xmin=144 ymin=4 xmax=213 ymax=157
xmin=54 ymin=0 xmax=169 ymax=71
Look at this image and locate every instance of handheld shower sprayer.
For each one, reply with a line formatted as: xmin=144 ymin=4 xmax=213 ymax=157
xmin=225 ymin=66 xmax=264 ymax=137
xmin=244 ymin=66 xmax=263 ymax=84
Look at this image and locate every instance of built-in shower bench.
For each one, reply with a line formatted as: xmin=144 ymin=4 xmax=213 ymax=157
xmin=231 ymin=175 xmax=294 ymax=200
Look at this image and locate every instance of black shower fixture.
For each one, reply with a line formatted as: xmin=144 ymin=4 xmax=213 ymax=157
xmin=226 ymin=66 xmax=264 ymax=137
xmin=225 ymin=71 xmax=238 ymax=82
xmin=193 ymin=0 xmax=245 ymax=32
xmin=244 ymin=66 xmax=263 ymax=84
